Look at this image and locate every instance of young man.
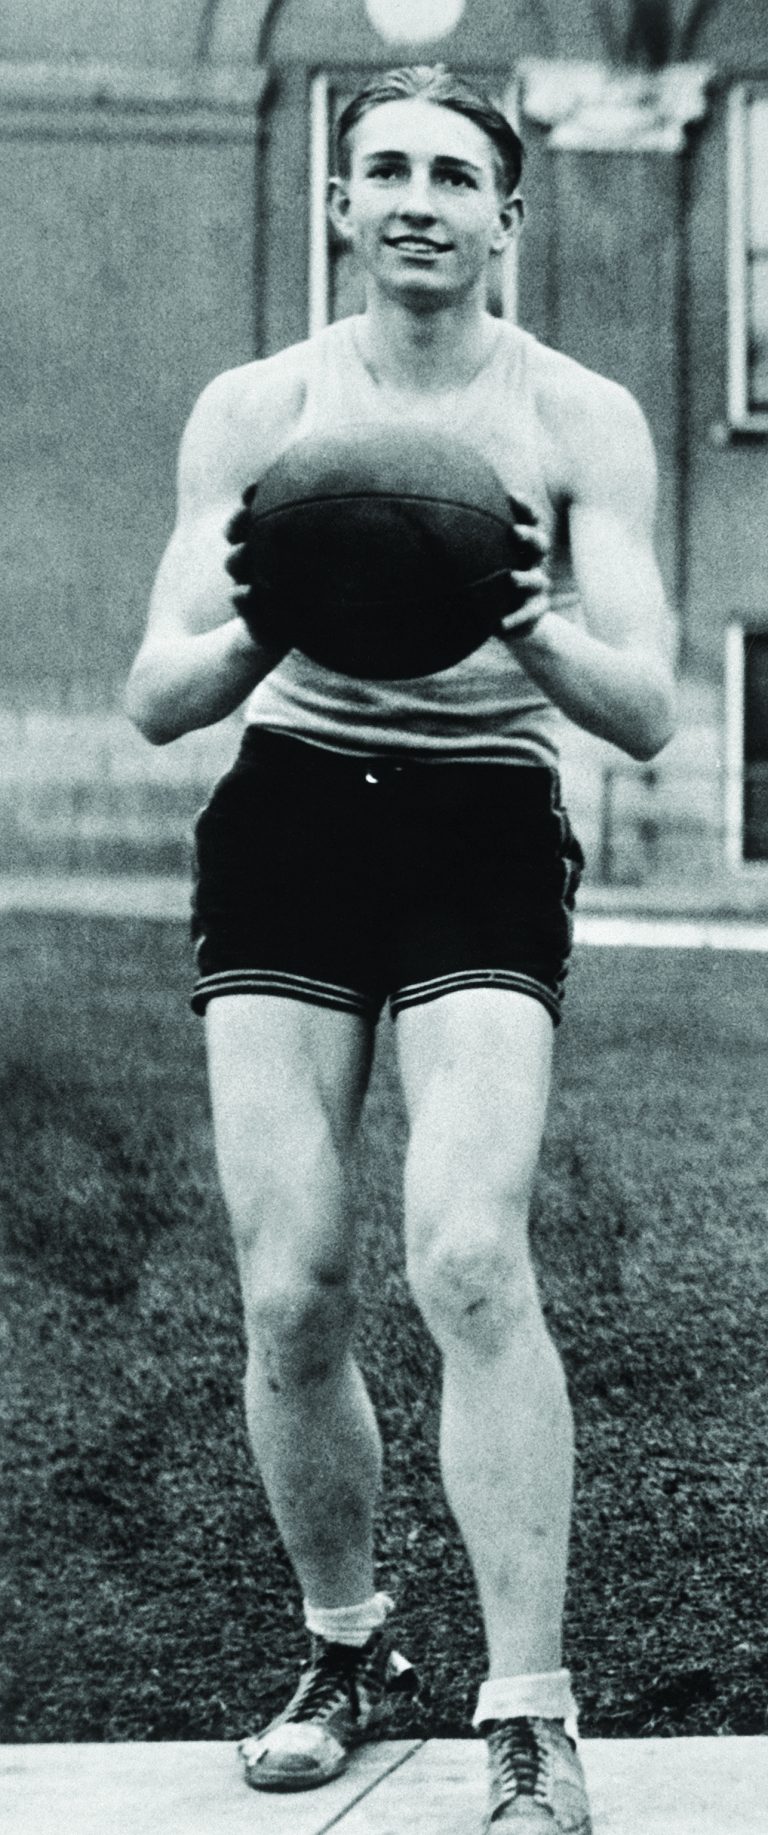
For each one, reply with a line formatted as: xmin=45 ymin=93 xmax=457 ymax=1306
xmin=127 ymin=65 xmax=675 ymax=1835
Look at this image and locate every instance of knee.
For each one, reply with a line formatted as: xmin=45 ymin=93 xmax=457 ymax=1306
xmin=404 ymin=1147 xmax=538 ymax=1355
xmin=246 ymin=1272 xmax=355 ymax=1392
xmin=407 ymin=1234 xmax=539 ymax=1357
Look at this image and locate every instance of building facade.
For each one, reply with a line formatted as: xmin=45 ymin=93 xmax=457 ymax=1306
xmin=1 ymin=0 xmax=767 ymax=895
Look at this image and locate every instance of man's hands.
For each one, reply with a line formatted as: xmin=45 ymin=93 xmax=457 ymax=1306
xmin=224 ymin=484 xmax=290 ymax=655
xmin=495 ymin=494 xmax=550 ymax=641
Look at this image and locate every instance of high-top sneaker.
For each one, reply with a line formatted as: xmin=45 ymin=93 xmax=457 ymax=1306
xmin=240 ymin=1626 xmax=418 ymax=1792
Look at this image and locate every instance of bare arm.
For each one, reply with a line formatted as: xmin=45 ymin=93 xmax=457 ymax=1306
xmin=125 ymin=360 xmax=303 ymax=745
xmin=505 ymin=369 xmax=677 ymax=761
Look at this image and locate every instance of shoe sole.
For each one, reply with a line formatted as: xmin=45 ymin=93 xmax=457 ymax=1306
xmin=244 ymin=1764 xmax=349 ymax=1793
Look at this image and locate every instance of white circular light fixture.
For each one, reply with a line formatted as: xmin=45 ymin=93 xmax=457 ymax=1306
xmin=365 ymin=0 xmax=466 ymax=45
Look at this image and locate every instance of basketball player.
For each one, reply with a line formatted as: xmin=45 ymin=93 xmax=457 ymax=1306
xmin=126 ymin=65 xmax=676 ymax=1834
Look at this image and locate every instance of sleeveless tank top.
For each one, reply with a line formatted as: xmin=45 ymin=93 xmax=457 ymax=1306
xmin=245 ymin=316 xmax=571 ymax=764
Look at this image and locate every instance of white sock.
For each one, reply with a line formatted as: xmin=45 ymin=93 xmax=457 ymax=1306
xmin=303 ymin=1591 xmax=394 ymax=1649
xmin=473 ymin=1668 xmax=579 ymax=1744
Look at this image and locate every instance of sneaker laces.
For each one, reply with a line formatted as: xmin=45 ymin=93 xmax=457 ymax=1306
xmin=487 ymin=1717 xmax=552 ymax=1810
xmin=283 ymin=1640 xmax=367 ymax=1725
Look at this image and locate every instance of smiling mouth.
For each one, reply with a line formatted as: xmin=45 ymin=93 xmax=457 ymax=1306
xmin=385 ymin=236 xmax=452 ymax=254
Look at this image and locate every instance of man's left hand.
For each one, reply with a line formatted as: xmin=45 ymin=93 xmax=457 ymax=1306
xmin=499 ymin=496 xmax=550 ymax=641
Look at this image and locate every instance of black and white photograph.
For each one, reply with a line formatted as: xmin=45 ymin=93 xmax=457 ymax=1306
xmin=1 ymin=4 xmax=767 ymax=1832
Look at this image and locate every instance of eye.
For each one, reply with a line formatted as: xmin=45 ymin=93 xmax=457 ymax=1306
xmin=366 ymin=161 xmax=404 ymax=182
xmin=435 ymin=168 xmax=476 ymax=189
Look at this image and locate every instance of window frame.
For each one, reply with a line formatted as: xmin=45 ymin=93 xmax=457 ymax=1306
xmin=727 ymin=81 xmax=768 ymax=433
xmin=724 ymin=618 xmax=768 ymax=869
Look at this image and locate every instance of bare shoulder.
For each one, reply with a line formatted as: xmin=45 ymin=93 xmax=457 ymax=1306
xmin=528 ymin=336 xmax=657 ymax=508
xmin=175 ymin=339 xmax=314 ymax=520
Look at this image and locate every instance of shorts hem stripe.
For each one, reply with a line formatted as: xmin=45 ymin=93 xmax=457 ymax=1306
xmin=191 ymin=970 xmax=375 ymax=1018
xmin=390 ymin=970 xmax=561 ymax=1022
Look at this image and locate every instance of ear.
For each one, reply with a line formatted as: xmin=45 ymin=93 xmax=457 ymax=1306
xmin=328 ymin=177 xmax=354 ymax=243
xmin=490 ymin=192 xmax=524 ymax=255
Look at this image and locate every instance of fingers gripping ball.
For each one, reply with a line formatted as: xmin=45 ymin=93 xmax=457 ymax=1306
xmin=225 ymin=426 xmax=543 ymax=680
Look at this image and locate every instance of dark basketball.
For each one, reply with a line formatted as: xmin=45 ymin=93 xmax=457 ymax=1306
xmin=229 ymin=425 xmax=529 ymax=679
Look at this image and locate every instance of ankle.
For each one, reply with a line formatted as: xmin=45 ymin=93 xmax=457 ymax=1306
xmin=473 ymin=1669 xmax=579 ymax=1743
xmin=303 ymin=1591 xmax=394 ymax=1649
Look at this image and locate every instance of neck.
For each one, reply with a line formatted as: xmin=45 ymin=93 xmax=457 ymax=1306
xmin=357 ymin=287 xmax=497 ymax=395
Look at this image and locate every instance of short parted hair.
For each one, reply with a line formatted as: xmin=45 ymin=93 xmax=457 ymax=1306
xmin=335 ymin=64 xmax=524 ymax=198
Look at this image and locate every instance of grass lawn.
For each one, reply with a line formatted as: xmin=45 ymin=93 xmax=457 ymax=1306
xmin=1 ymin=912 xmax=767 ymax=1743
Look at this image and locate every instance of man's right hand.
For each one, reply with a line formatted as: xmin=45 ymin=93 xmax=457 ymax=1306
xmin=224 ymin=484 xmax=290 ymax=654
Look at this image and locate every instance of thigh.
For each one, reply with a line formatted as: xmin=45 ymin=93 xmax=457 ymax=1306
xmin=206 ymin=995 xmax=374 ymax=1282
xmin=397 ymin=988 xmax=553 ymax=1258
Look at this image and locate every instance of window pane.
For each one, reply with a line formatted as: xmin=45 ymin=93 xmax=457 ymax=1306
xmin=748 ymin=95 xmax=768 ymax=245
xmin=748 ymin=254 xmax=768 ymax=407
xmin=743 ymin=632 xmax=768 ymax=861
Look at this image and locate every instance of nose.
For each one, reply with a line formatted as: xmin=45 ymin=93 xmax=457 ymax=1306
xmin=398 ymin=166 xmax=436 ymax=219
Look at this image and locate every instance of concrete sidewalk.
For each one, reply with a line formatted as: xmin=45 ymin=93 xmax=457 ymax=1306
xmin=2 ymin=1738 xmax=767 ymax=1834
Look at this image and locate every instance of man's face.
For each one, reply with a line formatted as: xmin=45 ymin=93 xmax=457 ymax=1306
xmin=330 ymin=98 xmax=519 ymax=309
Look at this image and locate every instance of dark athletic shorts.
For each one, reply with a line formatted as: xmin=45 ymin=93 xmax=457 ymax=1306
xmin=190 ymin=728 xmax=584 ymax=1027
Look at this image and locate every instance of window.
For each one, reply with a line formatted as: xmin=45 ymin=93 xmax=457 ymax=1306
xmin=728 ymin=84 xmax=768 ymax=430
xmin=725 ymin=621 xmax=768 ymax=865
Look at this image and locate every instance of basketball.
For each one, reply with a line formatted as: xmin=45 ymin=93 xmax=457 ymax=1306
xmin=227 ymin=425 xmax=531 ymax=679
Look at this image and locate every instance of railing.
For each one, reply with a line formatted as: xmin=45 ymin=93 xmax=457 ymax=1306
xmin=0 ymin=704 xmax=766 ymax=893
xmin=588 ymin=760 xmax=768 ymax=890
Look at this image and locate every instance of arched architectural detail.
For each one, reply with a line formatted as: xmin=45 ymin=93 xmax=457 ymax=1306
xmin=191 ymin=0 xmax=275 ymax=67
xmin=257 ymin=0 xmax=293 ymax=61
xmin=232 ymin=0 xmax=552 ymax=71
xmin=587 ymin=0 xmax=724 ymax=69
xmin=194 ymin=0 xmax=224 ymax=62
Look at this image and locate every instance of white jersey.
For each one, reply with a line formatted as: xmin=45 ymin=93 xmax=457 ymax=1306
xmin=246 ymin=315 xmax=575 ymax=764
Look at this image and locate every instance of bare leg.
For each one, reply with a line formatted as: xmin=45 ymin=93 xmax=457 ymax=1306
xmin=207 ymin=996 xmax=382 ymax=1609
xmin=398 ymin=990 xmax=572 ymax=1677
